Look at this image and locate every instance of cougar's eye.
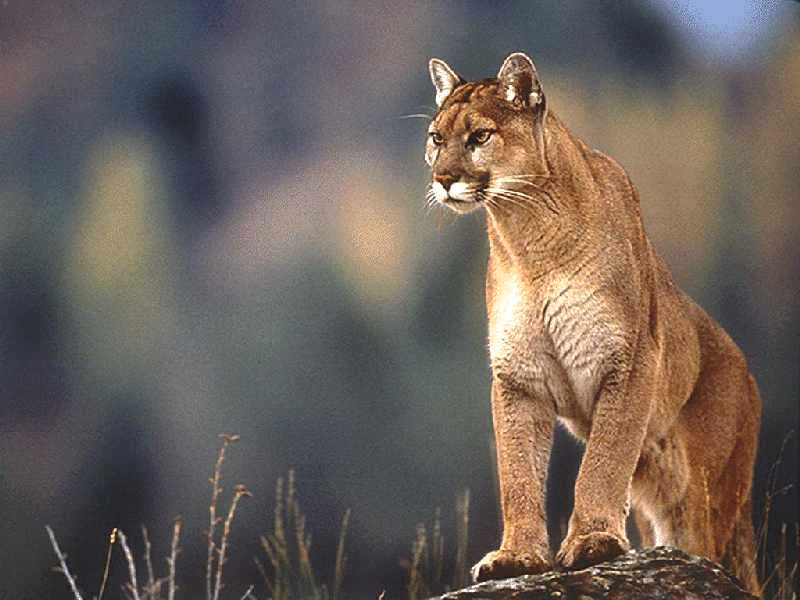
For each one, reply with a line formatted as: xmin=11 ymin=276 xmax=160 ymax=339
xmin=470 ymin=129 xmax=493 ymax=145
xmin=429 ymin=131 xmax=444 ymax=145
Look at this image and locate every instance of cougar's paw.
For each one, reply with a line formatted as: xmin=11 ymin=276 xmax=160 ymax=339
xmin=556 ymin=531 xmax=629 ymax=570
xmin=471 ymin=548 xmax=551 ymax=582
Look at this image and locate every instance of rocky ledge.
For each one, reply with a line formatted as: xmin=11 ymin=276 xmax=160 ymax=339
xmin=431 ymin=546 xmax=756 ymax=600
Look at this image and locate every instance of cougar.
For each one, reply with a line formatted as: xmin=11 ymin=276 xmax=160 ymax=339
xmin=424 ymin=52 xmax=760 ymax=594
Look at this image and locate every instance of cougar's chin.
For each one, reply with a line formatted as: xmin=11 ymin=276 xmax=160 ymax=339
xmin=442 ymin=198 xmax=482 ymax=214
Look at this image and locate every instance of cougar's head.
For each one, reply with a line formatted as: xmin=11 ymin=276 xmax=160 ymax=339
xmin=425 ymin=52 xmax=549 ymax=214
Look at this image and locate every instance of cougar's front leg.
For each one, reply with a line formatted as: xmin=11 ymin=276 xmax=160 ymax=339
xmin=472 ymin=379 xmax=555 ymax=582
xmin=556 ymin=364 xmax=653 ymax=570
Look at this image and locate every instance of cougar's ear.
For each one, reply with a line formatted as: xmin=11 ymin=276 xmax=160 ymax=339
xmin=429 ymin=58 xmax=462 ymax=107
xmin=498 ymin=52 xmax=549 ymax=174
xmin=497 ymin=52 xmax=545 ymax=110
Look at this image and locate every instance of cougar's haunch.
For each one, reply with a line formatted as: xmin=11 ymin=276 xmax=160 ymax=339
xmin=424 ymin=52 xmax=761 ymax=594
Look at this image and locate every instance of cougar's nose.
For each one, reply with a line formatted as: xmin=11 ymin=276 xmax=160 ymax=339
xmin=434 ymin=174 xmax=458 ymax=190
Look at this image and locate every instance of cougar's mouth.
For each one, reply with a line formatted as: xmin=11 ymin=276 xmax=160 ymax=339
xmin=430 ymin=180 xmax=483 ymax=214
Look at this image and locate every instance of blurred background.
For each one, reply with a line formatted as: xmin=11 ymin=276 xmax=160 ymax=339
xmin=1 ymin=1 xmax=797 ymax=597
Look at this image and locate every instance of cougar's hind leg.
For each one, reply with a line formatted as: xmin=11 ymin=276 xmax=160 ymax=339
xmin=653 ymin=368 xmax=760 ymax=596
xmin=642 ymin=422 xmax=726 ymax=558
xmin=660 ymin=465 xmax=717 ymax=555
xmin=631 ymin=430 xmax=691 ymax=549
xmin=632 ymin=508 xmax=655 ymax=548
xmin=718 ymin=376 xmax=761 ymax=594
xmin=667 ymin=431 xmax=758 ymax=593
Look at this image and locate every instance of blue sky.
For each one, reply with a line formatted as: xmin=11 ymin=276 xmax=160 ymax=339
xmin=650 ymin=0 xmax=796 ymax=61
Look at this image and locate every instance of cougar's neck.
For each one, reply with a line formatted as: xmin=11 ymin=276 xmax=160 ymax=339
xmin=485 ymin=114 xmax=589 ymax=280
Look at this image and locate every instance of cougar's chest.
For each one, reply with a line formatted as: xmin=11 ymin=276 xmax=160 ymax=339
xmin=487 ymin=273 xmax=568 ymax=408
xmin=488 ymin=272 xmax=624 ymax=420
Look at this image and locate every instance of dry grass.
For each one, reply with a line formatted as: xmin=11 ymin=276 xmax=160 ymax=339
xmin=46 ymin=432 xmax=793 ymax=598
xmin=167 ymin=518 xmax=182 ymax=600
xmin=46 ymin=434 xmax=252 ymax=600
xmin=208 ymin=434 xmax=247 ymax=600
xmin=98 ymin=527 xmax=117 ymax=600
xmin=332 ymin=509 xmax=351 ymax=600
xmin=46 ymin=435 xmax=351 ymax=600
xmin=406 ymin=489 xmax=470 ymax=600
xmin=756 ymin=433 xmax=798 ymax=600
xmin=45 ymin=524 xmax=85 ymax=600
xmin=255 ymin=470 xmax=350 ymax=600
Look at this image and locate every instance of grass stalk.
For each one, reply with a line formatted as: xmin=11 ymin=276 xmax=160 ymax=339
xmin=117 ymin=529 xmax=142 ymax=600
xmin=167 ymin=517 xmax=182 ymax=600
xmin=239 ymin=584 xmax=257 ymax=600
xmin=213 ymin=483 xmax=252 ymax=600
xmin=756 ymin=432 xmax=797 ymax=599
xmin=46 ymin=525 xmax=85 ymax=600
xmin=97 ymin=527 xmax=117 ymax=600
xmin=332 ymin=509 xmax=351 ymax=600
xmin=406 ymin=490 xmax=471 ymax=599
xmin=142 ymin=526 xmax=157 ymax=599
xmin=453 ymin=489 xmax=470 ymax=590
xmin=208 ymin=434 xmax=240 ymax=600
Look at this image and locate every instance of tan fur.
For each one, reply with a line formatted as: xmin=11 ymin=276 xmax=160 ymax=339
xmin=425 ymin=53 xmax=761 ymax=593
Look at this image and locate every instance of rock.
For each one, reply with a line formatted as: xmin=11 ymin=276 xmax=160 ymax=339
xmin=430 ymin=546 xmax=756 ymax=600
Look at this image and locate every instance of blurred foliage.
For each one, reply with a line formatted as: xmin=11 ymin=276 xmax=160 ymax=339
xmin=0 ymin=2 xmax=797 ymax=597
